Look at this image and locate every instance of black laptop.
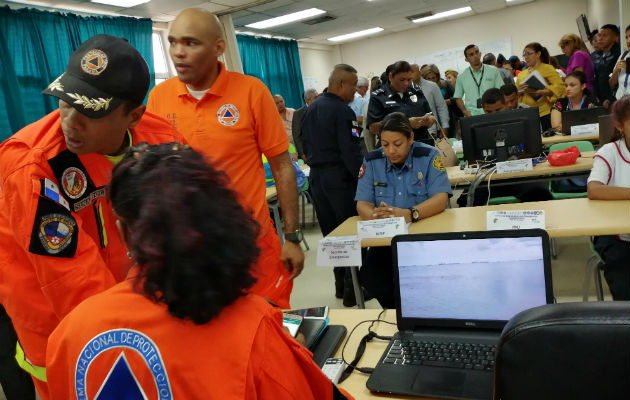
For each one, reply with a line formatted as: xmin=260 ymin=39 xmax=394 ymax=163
xmin=561 ymin=107 xmax=607 ymax=135
xmin=366 ymin=229 xmax=554 ymax=400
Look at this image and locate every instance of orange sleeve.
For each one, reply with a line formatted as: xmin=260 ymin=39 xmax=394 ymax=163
xmin=146 ymin=85 xmax=160 ymax=114
xmin=250 ymin=80 xmax=289 ymax=159
xmin=246 ymin=310 xmax=353 ymax=400
xmin=2 ymin=152 xmax=116 ymax=321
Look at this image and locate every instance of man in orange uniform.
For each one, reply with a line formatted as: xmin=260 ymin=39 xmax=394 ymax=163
xmin=147 ymin=8 xmax=304 ymax=308
xmin=0 ymin=35 xmax=182 ymax=399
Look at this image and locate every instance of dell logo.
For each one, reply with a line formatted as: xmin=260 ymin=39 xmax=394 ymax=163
xmin=465 ymin=322 xmax=476 ymax=326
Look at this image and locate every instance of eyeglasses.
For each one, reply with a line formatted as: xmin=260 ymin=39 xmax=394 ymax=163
xmin=522 ymin=51 xmax=537 ymax=58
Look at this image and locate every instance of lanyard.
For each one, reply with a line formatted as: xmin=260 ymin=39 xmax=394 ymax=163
xmin=469 ymin=65 xmax=485 ymax=96
xmin=624 ymin=72 xmax=629 ymax=89
xmin=568 ymin=96 xmax=586 ymax=111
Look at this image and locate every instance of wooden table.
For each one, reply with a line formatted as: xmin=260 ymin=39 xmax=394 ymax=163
xmin=542 ymin=133 xmax=599 ymax=145
xmin=328 ymin=198 xmax=629 ymax=307
xmin=447 ymin=151 xmax=595 ymax=186
xmin=329 ymin=198 xmax=629 ymax=247
xmin=330 ymin=309 xmax=440 ymax=399
xmin=265 ymin=186 xmax=277 ymax=201
xmin=455 ymin=134 xmax=599 ymax=155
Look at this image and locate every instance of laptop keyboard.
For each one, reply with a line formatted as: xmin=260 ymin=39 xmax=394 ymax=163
xmin=383 ymin=339 xmax=496 ymax=371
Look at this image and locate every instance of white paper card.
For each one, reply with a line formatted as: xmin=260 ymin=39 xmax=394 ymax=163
xmin=357 ymin=217 xmax=408 ymax=239
xmin=571 ymin=123 xmax=598 ymax=136
xmin=316 ymin=236 xmax=361 ymax=267
xmin=487 ymin=210 xmax=545 ymax=230
xmin=495 ymin=159 xmax=533 ymax=174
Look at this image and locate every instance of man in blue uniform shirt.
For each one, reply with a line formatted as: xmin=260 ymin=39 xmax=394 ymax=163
xmin=302 ymin=64 xmax=364 ymax=306
xmin=367 ymin=61 xmax=436 ymax=145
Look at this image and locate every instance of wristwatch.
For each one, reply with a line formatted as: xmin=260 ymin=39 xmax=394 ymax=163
xmin=409 ymin=207 xmax=420 ymax=223
xmin=284 ymin=229 xmax=303 ymax=244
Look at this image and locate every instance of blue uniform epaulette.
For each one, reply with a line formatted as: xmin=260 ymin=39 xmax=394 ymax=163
xmin=365 ymin=149 xmax=385 ymax=161
xmin=371 ymin=88 xmax=385 ymax=96
xmin=412 ymin=146 xmax=432 ymax=157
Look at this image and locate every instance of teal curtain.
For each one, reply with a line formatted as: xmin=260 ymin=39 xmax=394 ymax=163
xmin=0 ymin=6 xmax=153 ymax=141
xmin=236 ymin=34 xmax=305 ymax=110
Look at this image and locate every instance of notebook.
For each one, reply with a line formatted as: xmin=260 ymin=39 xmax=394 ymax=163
xmin=561 ymin=107 xmax=607 ymax=135
xmin=366 ymin=229 xmax=554 ymax=400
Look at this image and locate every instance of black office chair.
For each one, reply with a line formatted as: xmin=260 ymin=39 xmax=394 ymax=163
xmin=493 ymin=302 xmax=630 ymax=400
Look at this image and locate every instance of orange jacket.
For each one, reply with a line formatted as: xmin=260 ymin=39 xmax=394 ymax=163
xmin=0 ymin=110 xmax=183 ymax=375
xmin=47 ymin=285 xmax=353 ymax=400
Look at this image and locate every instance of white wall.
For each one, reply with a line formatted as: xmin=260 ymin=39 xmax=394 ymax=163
xmin=587 ymin=0 xmax=624 ymax=30
xmin=336 ymin=0 xmax=588 ymax=78
xmin=298 ymin=43 xmax=341 ymax=92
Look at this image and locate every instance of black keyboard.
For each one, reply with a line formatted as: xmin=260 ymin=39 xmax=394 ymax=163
xmin=382 ymin=339 xmax=496 ymax=371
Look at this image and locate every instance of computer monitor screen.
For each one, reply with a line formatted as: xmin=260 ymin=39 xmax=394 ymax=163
xmin=461 ymin=107 xmax=542 ymax=164
xmin=576 ymin=14 xmax=591 ymax=43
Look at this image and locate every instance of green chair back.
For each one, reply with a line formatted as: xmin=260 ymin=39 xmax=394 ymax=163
xmin=549 ymin=141 xmax=594 ymax=153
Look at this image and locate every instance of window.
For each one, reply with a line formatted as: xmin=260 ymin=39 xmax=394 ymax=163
xmin=152 ymin=31 xmax=171 ymax=85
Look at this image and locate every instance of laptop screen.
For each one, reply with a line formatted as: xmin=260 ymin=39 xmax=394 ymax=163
xmin=396 ymin=235 xmax=549 ymax=323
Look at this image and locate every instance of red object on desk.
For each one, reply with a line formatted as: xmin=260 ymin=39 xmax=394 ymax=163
xmin=548 ymin=146 xmax=580 ymax=166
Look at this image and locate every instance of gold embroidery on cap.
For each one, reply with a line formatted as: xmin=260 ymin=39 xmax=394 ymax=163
xmin=80 ymin=49 xmax=108 ymax=76
xmin=67 ymin=93 xmax=112 ymax=112
xmin=47 ymin=75 xmax=64 ymax=92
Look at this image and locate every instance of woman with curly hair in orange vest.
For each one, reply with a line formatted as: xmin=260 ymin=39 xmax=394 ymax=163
xmin=46 ymin=142 xmax=353 ymax=400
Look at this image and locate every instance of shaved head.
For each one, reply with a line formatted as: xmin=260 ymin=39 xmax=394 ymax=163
xmin=328 ymin=64 xmax=358 ymax=103
xmin=172 ymin=8 xmax=224 ymax=40
xmin=168 ymin=8 xmax=226 ymax=90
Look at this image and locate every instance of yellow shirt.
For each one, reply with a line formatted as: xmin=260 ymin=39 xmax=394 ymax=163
xmin=516 ymin=63 xmax=565 ymax=117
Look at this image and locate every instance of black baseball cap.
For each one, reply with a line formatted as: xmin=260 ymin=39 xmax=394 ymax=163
xmin=42 ymin=34 xmax=149 ymax=118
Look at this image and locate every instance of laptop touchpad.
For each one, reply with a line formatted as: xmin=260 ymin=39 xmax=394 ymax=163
xmin=411 ymin=370 xmax=466 ymax=397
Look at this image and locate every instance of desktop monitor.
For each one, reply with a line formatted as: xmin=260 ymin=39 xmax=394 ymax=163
xmin=461 ymin=107 xmax=542 ymax=164
xmin=576 ymin=14 xmax=592 ymax=43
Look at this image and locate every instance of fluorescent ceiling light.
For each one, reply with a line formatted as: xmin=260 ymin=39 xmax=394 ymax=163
xmin=412 ymin=6 xmax=472 ymax=23
xmin=91 ymin=0 xmax=150 ymax=7
xmin=328 ymin=27 xmax=384 ymax=42
xmin=246 ymin=8 xmax=326 ymax=29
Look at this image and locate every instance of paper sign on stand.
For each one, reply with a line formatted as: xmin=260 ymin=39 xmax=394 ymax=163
xmin=357 ymin=217 xmax=408 ymax=240
xmin=487 ymin=210 xmax=545 ymax=230
xmin=571 ymin=123 xmax=598 ymax=136
xmin=316 ymin=236 xmax=361 ymax=267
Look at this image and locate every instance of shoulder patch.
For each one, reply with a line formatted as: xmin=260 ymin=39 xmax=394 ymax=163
xmin=48 ymin=150 xmax=105 ymax=212
xmin=412 ymin=147 xmax=432 ymax=157
xmin=358 ymin=163 xmax=366 ymax=179
xmin=365 ymin=150 xmax=385 ymax=161
xmin=41 ymin=179 xmax=70 ymax=211
xmin=432 ymin=156 xmax=446 ymax=172
xmin=29 ymin=196 xmax=78 ymax=258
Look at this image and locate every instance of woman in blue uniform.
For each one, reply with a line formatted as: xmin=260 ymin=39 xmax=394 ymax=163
xmin=355 ymin=112 xmax=452 ymax=307
xmin=367 ymin=61 xmax=437 ymax=145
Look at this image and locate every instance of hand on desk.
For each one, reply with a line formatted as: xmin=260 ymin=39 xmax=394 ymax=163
xmin=372 ymin=202 xmax=411 ymax=222
xmin=281 ymin=241 xmax=304 ymax=280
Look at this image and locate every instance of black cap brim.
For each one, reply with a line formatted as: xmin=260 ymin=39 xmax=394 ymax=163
xmin=42 ymin=72 xmax=125 ymax=119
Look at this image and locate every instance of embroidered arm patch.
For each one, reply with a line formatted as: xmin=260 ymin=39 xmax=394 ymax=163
xmin=29 ymin=193 xmax=78 ymax=258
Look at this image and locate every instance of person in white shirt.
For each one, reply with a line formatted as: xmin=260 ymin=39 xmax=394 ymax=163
xmin=609 ymin=24 xmax=630 ymax=99
xmin=587 ymin=95 xmax=630 ymax=300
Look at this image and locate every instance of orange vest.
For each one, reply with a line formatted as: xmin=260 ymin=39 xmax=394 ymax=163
xmin=0 ymin=110 xmax=183 ymax=373
xmin=47 ymin=286 xmax=349 ymax=399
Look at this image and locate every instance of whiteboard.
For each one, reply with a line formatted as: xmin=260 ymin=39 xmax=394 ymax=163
xmin=410 ymin=38 xmax=512 ymax=75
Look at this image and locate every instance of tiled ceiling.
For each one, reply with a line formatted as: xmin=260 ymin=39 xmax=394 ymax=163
xmin=2 ymin=0 xmax=534 ymax=44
